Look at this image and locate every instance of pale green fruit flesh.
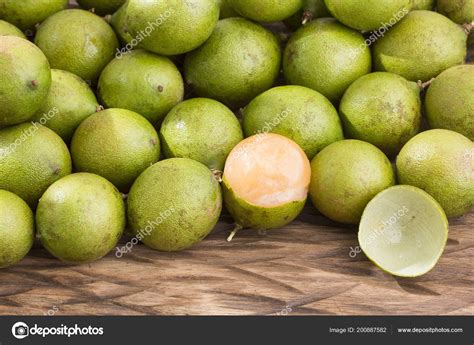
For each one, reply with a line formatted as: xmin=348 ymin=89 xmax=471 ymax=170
xmin=228 ymin=0 xmax=303 ymax=22
xmin=359 ymin=185 xmax=448 ymax=277
xmin=437 ymin=0 xmax=474 ymax=24
xmin=77 ymin=0 xmax=126 ymax=15
xmin=37 ymin=173 xmax=125 ymax=263
xmin=0 ymin=190 xmax=34 ymax=268
xmin=0 ymin=20 xmax=25 ymax=38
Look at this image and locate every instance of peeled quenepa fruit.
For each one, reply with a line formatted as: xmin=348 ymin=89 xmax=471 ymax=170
xmin=0 ymin=0 xmax=67 ymax=31
xmin=309 ymin=140 xmax=395 ymax=224
xmin=98 ymin=50 xmax=184 ymax=125
xmin=0 ymin=36 xmax=51 ymax=127
xmin=127 ymin=158 xmax=222 ymax=251
xmin=339 ymin=72 xmax=421 ymax=156
xmin=374 ymin=11 xmax=467 ymax=82
xmin=396 ymin=129 xmax=474 ymax=218
xmin=184 ymin=18 xmax=281 ymax=109
xmin=77 ymin=0 xmax=126 ymax=16
xmin=359 ymin=185 xmax=448 ymax=277
xmin=228 ymin=0 xmax=303 ymax=22
xmin=223 ymin=133 xmax=311 ymax=232
xmin=283 ymin=18 xmax=371 ymax=103
xmin=0 ymin=123 xmax=71 ymax=208
xmin=32 ymin=69 xmax=99 ymax=143
xmin=324 ymin=0 xmax=410 ymax=31
xmin=35 ymin=9 xmax=119 ymax=83
xmin=71 ymin=108 xmax=160 ymax=192
xmin=437 ymin=0 xmax=474 ymax=24
xmin=160 ymin=98 xmax=243 ymax=171
xmin=242 ymin=85 xmax=344 ymax=159
xmin=0 ymin=190 xmax=34 ymax=268
xmin=425 ymin=65 xmax=474 ymax=140
xmin=124 ymin=0 xmax=219 ymax=55
xmin=0 ymin=20 xmax=25 ymax=38
xmin=37 ymin=173 xmax=125 ymax=263
xmin=410 ymin=0 xmax=434 ymax=10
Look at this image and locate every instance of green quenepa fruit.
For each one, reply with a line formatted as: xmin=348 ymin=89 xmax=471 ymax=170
xmin=109 ymin=3 xmax=133 ymax=44
xmin=425 ymin=65 xmax=473 ymax=140
xmin=218 ymin=0 xmax=239 ymax=19
xmin=0 ymin=20 xmax=25 ymax=37
xmin=283 ymin=18 xmax=371 ymax=103
xmin=228 ymin=0 xmax=303 ymax=22
xmin=98 ymin=49 xmax=184 ymax=124
xmin=396 ymin=129 xmax=474 ymax=218
xmin=309 ymin=140 xmax=395 ymax=224
xmin=410 ymin=0 xmax=434 ymax=10
xmin=242 ymin=85 xmax=344 ymax=159
xmin=0 ymin=123 xmax=72 ymax=208
xmin=127 ymin=158 xmax=222 ymax=252
xmin=374 ymin=10 xmax=467 ymax=82
xmin=339 ymin=72 xmax=421 ymax=156
xmin=71 ymin=108 xmax=160 ymax=192
xmin=0 ymin=0 xmax=67 ymax=31
xmin=37 ymin=173 xmax=125 ymax=263
xmin=160 ymin=98 xmax=243 ymax=171
xmin=35 ymin=9 xmax=119 ymax=83
xmin=324 ymin=0 xmax=410 ymax=31
xmin=124 ymin=0 xmax=219 ymax=55
xmin=0 ymin=190 xmax=34 ymax=268
xmin=185 ymin=18 xmax=281 ymax=109
xmin=32 ymin=69 xmax=99 ymax=143
xmin=0 ymin=36 xmax=51 ymax=127
xmin=437 ymin=0 xmax=474 ymax=24
xmin=77 ymin=0 xmax=126 ymax=16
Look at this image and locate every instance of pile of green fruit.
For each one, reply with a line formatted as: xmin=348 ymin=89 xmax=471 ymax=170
xmin=0 ymin=0 xmax=472 ymax=278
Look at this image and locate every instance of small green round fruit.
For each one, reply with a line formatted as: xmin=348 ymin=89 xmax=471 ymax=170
xmin=339 ymin=72 xmax=421 ymax=156
xmin=228 ymin=0 xmax=303 ymax=22
xmin=0 ymin=123 xmax=72 ymax=208
xmin=98 ymin=49 xmax=184 ymax=125
xmin=242 ymin=85 xmax=344 ymax=159
xmin=373 ymin=10 xmax=467 ymax=82
xmin=35 ymin=9 xmax=119 ymax=83
xmin=0 ymin=36 xmax=51 ymax=127
xmin=160 ymin=98 xmax=243 ymax=171
xmin=77 ymin=0 xmax=126 ymax=16
xmin=109 ymin=3 xmax=133 ymax=44
xmin=359 ymin=185 xmax=448 ymax=277
xmin=0 ymin=20 xmax=25 ymax=38
xmin=425 ymin=65 xmax=474 ymax=140
xmin=396 ymin=129 xmax=474 ymax=218
xmin=309 ymin=140 xmax=395 ymax=224
xmin=37 ymin=173 xmax=125 ymax=263
xmin=32 ymin=69 xmax=99 ymax=143
xmin=283 ymin=18 xmax=371 ymax=103
xmin=184 ymin=18 xmax=281 ymax=109
xmin=127 ymin=158 xmax=222 ymax=252
xmin=0 ymin=190 xmax=34 ymax=268
xmin=410 ymin=0 xmax=434 ymax=10
xmin=125 ymin=0 xmax=219 ymax=55
xmin=71 ymin=108 xmax=160 ymax=192
xmin=437 ymin=0 xmax=474 ymax=24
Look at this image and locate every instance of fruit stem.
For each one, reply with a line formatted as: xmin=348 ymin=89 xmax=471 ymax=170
xmin=121 ymin=193 xmax=128 ymax=200
xmin=302 ymin=11 xmax=313 ymax=25
xmin=463 ymin=21 xmax=473 ymax=34
xmin=417 ymin=78 xmax=434 ymax=90
xmin=211 ymin=169 xmax=223 ymax=183
xmin=227 ymin=224 xmax=243 ymax=242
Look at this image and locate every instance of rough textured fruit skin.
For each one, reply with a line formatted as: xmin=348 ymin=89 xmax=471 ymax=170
xmin=309 ymin=140 xmax=396 ymax=224
xmin=0 ymin=123 xmax=71 ymax=208
xmin=32 ymin=69 xmax=99 ymax=143
xmin=339 ymin=72 xmax=421 ymax=156
xmin=160 ymin=98 xmax=243 ymax=171
xmin=283 ymin=18 xmax=371 ymax=103
xmin=184 ymin=18 xmax=281 ymax=109
xmin=77 ymin=0 xmax=126 ymax=16
xmin=223 ymin=178 xmax=306 ymax=230
xmin=127 ymin=158 xmax=222 ymax=252
xmin=71 ymin=108 xmax=160 ymax=192
xmin=425 ymin=65 xmax=473 ymax=140
xmin=437 ymin=0 xmax=474 ymax=24
xmin=243 ymin=85 xmax=344 ymax=159
xmin=228 ymin=0 xmax=303 ymax=22
xmin=0 ymin=20 xmax=25 ymax=37
xmin=0 ymin=0 xmax=67 ymax=30
xmin=35 ymin=9 xmax=119 ymax=83
xmin=396 ymin=129 xmax=474 ymax=218
xmin=410 ymin=0 xmax=434 ymax=10
xmin=374 ymin=11 xmax=467 ymax=82
xmin=324 ymin=0 xmax=410 ymax=31
xmin=37 ymin=173 xmax=125 ymax=263
xmin=125 ymin=0 xmax=219 ymax=56
xmin=0 ymin=190 xmax=34 ymax=268
xmin=98 ymin=50 xmax=184 ymax=125
xmin=0 ymin=36 xmax=51 ymax=127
